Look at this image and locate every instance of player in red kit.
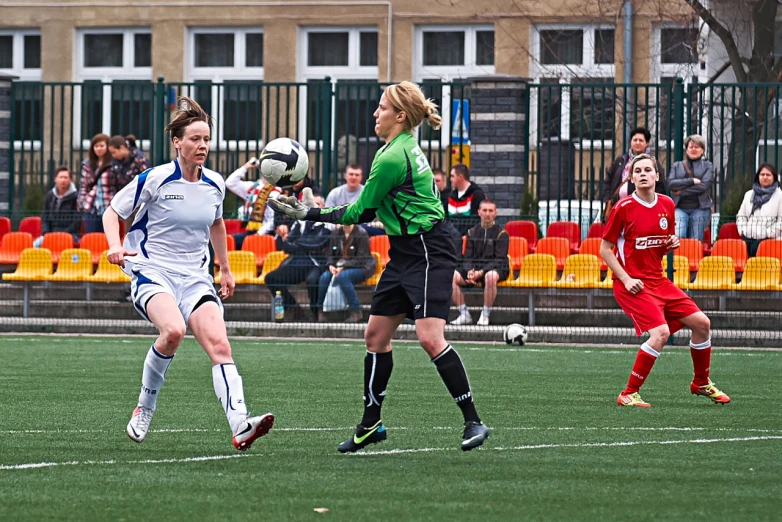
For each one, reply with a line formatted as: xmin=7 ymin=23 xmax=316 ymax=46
xmin=601 ymin=154 xmax=730 ymax=407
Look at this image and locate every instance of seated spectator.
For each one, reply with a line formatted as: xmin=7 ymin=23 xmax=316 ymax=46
xmin=737 ymin=163 xmax=782 ymax=257
xmin=316 ymin=224 xmax=375 ymax=323
xmin=226 ymin=158 xmax=282 ymax=249
xmin=450 ymin=199 xmax=509 ymax=326
xmin=433 ymin=167 xmax=450 ymax=214
xmin=265 ymin=193 xmax=331 ymax=321
xmin=448 ymin=163 xmax=485 ymax=235
xmin=35 ymin=166 xmax=80 ymax=247
xmin=668 ymin=134 xmax=713 ymax=240
xmin=324 ymin=164 xmax=385 ymax=236
xmin=603 ymin=126 xmax=666 ymax=220
xmin=78 ymin=133 xmax=112 ymax=233
xmin=108 ymin=134 xmax=149 ymax=189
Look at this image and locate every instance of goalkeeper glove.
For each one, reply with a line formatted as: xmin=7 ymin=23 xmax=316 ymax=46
xmin=269 ymin=187 xmax=315 ymax=220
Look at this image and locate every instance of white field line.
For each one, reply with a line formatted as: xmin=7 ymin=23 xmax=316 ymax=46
xmin=0 ymin=453 xmax=257 ymax=471
xmin=354 ymin=435 xmax=782 ymax=456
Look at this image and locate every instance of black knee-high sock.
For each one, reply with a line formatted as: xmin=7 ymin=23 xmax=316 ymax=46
xmin=360 ymin=351 xmax=393 ymax=426
xmin=433 ymin=345 xmax=481 ymax=424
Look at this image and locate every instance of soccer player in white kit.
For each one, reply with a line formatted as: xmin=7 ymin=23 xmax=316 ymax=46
xmin=103 ymin=96 xmax=274 ymax=450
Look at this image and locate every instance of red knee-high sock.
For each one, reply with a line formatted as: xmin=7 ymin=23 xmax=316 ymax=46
xmin=689 ymin=338 xmax=711 ymax=386
xmin=623 ymin=343 xmax=659 ymax=394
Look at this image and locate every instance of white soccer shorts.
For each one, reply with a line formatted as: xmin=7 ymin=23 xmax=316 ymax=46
xmin=129 ymin=265 xmax=223 ymax=324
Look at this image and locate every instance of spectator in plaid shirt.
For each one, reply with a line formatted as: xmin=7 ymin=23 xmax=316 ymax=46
xmin=78 ymin=133 xmax=112 ymax=233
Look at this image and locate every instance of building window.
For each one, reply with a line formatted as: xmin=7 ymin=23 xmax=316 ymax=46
xmin=0 ymin=30 xmax=42 ymax=142
xmin=660 ymin=27 xmax=699 ymax=64
xmin=540 ymin=30 xmax=583 ymax=65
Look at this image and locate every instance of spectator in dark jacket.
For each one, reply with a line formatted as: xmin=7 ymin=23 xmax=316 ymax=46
xmin=448 ymin=163 xmax=485 ymax=235
xmin=316 ymin=224 xmax=375 ymax=323
xmin=450 ymin=199 xmax=509 ymax=326
xmin=35 ymin=166 xmax=81 ymax=247
xmin=265 ymin=194 xmax=331 ymax=321
xmin=433 ymin=168 xmax=450 ymax=214
xmin=108 ymin=134 xmax=149 ymax=190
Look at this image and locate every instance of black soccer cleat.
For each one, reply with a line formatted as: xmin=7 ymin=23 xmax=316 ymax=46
xmin=337 ymin=421 xmax=387 ymax=453
xmin=461 ymin=421 xmax=490 ymax=451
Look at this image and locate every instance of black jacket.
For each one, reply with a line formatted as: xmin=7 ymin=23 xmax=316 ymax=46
xmin=462 ymin=223 xmax=509 ymax=275
xmin=325 ymin=226 xmax=375 ymax=280
xmin=42 ymin=183 xmax=80 ymax=235
xmin=603 ymin=153 xmax=666 ymax=202
xmin=276 ymin=220 xmax=331 ymax=268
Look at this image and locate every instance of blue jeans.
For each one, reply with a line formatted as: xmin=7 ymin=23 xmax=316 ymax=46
xmin=83 ymin=212 xmax=104 ymax=234
xmin=675 ymin=208 xmax=710 ymax=241
xmin=317 ymin=268 xmax=366 ymax=311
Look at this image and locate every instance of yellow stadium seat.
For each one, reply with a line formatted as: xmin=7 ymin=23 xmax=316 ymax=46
xmin=504 ymin=253 xmax=557 ymax=287
xmin=497 ymin=255 xmax=516 ymax=287
xmin=89 ymin=251 xmax=131 ymax=283
xmin=662 ymin=254 xmax=691 ymax=289
xmin=735 ymin=257 xmax=782 ymax=291
xmin=215 ymin=250 xmax=258 ymax=284
xmin=553 ymin=254 xmax=601 ymax=288
xmin=363 ymin=252 xmax=384 ymax=286
xmin=46 ymin=248 xmax=94 ymax=281
xmin=257 ymin=251 xmax=288 ymax=284
xmin=598 ymin=268 xmax=614 ymax=289
xmin=689 ymin=256 xmax=736 ymax=290
xmin=2 ymin=248 xmax=53 ymax=281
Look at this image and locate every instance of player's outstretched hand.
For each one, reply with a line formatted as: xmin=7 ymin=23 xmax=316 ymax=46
xmin=218 ymin=269 xmax=235 ymax=300
xmin=107 ymin=245 xmax=137 ymax=268
xmin=269 ymin=194 xmax=309 ymax=220
xmin=624 ymin=277 xmax=644 ymax=295
xmin=665 ymin=234 xmax=680 ymax=252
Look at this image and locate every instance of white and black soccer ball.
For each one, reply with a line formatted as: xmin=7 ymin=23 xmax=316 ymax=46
xmin=503 ymin=323 xmax=528 ymax=346
xmin=259 ymin=137 xmax=309 ymax=188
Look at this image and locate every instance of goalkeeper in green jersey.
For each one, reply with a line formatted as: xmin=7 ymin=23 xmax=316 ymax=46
xmin=271 ymin=81 xmax=490 ymax=453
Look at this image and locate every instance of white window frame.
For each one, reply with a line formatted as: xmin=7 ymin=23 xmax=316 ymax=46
xmin=1 ymin=30 xmax=43 ymax=149
xmin=529 ymin=24 xmax=616 ymax=150
xmin=185 ymin=27 xmax=265 ymax=150
xmin=413 ymin=24 xmax=495 ymax=150
xmin=73 ymin=28 xmax=153 ymax=149
xmin=297 ymin=26 xmax=379 ymax=150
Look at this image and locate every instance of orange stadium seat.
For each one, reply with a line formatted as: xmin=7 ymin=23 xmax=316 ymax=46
xmin=546 ymin=221 xmax=580 ymax=253
xmin=675 ymin=238 xmax=704 ymax=273
xmin=79 ymin=232 xmax=109 ymax=264
xmin=757 ymin=238 xmax=782 ymax=263
xmin=18 ymin=216 xmax=41 ymax=238
xmin=47 ymin=248 xmax=94 ymax=281
xmin=0 ymin=231 xmax=34 ymax=264
xmin=553 ymin=254 xmax=601 ymax=288
xmin=717 ymin=222 xmax=740 ymax=240
xmin=370 ymin=235 xmax=391 ymax=267
xmin=89 ymin=251 xmax=130 ymax=283
xmin=2 ymin=248 xmax=53 ymax=281
xmin=363 ymin=252 xmax=384 ymax=286
xmin=711 ymin=238 xmax=748 ymax=273
xmin=242 ymin=233 xmax=276 ymax=267
xmin=41 ymin=232 xmax=75 ymax=264
xmin=578 ymin=237 xmax=607 ymax=271
xmin=689 ymin=256 xmax=735 ymax=290
xmin=504 ymin=253 xmax=557 ymax=288
xmin=257 ymin=251 xmax=288 ymax=284
xmin=504 ymin=220 xmax=538 ymax=251
xmin=736 ymin=257 xmax=782 ymax=291
xmin=214 ymin=235 xmax=236 ymax=266
xmin=507 ymin=236 xmax=529 ymax=271
xmin=535 ymin=237 xmax=570 ymax=270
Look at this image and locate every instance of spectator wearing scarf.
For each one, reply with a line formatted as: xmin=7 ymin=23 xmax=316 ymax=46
xmin=736 ymin=163 xmax=782 ymax=257
xmin=225 ymin=158 xmax=282 ymax=249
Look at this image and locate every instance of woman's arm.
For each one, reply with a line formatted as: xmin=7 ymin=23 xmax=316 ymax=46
xmin=667 ymin=163 xmax=693 ymax=191
xmin=225 ymin=160 xmax=258 ymax=200
xmin=103 ymin=206 xmax=136 ymax=268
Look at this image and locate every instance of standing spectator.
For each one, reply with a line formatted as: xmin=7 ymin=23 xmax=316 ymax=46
xmin=316 ymin=224 xmax=375 ymax=323
xmin=78 ymin=133 xmax=112 ymax=233
xmin=265 ymin=195 xmax=331 ymax=322
xmin=433 ymin=167 xmax=450 ymax=214
xmin=225 ymin=158 xmax=282 ymax=249
xmin=737 ymin=163 xmax=782 ymax=257
xmin=602 ymin=127 xmax=666 ymax=220
xmin=448 ymin=163 xmax=485 ymax=235
xmin=668 ymin=134 xmax=713 ymax=241
xmin=34 ymin=166 xmax=80 ymax=247
xmin=450 ymin=199 xmax=509 ymax=326
xmin=109 ymin=135 xmax=149 ymax=189
xmin=325 ymin=164 xmax=364 ymax=207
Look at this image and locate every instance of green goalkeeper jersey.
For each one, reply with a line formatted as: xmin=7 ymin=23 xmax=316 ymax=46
xmin=306 ymin=131 xmax=445 ymax=236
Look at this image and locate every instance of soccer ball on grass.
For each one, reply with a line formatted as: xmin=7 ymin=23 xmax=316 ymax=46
xmin=258 ymin=137 xmax=309 ymax=188
xmin=503 ymin=323 xmax=528 ymax=346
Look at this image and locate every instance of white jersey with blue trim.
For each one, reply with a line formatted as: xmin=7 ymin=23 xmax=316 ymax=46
xmin=111 ymin=159 xmax=224 ymax=276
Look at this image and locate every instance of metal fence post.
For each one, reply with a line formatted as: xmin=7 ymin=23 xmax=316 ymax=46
xmin=155 ymin=77 xmax=166 ymax=166
xmin=320 ymin=78 xmax=333 ymax=191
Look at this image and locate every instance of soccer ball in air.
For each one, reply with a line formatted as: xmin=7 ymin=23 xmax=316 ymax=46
xmin=503 ymin=323 xmax=528 ymax=346
xmin=259 ymin=137 xmax=309 ymax=188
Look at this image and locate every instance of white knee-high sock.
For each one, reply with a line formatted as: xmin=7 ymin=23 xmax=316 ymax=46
xmin=138 ymin=345 xmax=174 ymax=410
xmin=212 ymin=363 xmax=249 ymax=433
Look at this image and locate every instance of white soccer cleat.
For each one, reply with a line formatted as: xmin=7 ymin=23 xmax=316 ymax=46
xmin=127 ymin=405 xmax=154 ymax=443
xmin=232 ymin=413 xmax=275 ymax=451
xmin=477 ymin=312 xmax=490 ymax=326
xmin=450 ymin=312 xmax=473 ymax=326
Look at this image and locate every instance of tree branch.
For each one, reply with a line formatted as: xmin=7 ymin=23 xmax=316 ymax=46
xmin=684 ymin=0 xmax=747 ymax=82
xmin=772 ymin=57 xmax=782 ymax=80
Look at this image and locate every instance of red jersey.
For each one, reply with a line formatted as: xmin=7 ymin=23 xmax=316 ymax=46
xmin=603 ymin=193 xmax=675 ymax=280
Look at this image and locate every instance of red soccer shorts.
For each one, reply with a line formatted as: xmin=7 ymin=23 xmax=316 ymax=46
xmin=613 ymin=278 xmax=701 ymax=336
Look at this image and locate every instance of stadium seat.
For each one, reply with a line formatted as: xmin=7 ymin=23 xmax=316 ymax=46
xmin=2 ymin=248 xmax=53 ymax=280
xmin=756 ymin=238 xmax=782 ymax=265
xmin=504 ymin=253 xmax=557 ymax=287
xmin=702 ymin=228 xmax=712 ymax=255
xmin=79 ymin=232 xmax=109 ymax=264
xmin=546 ymin=221 xmax=580 ymax=253
xmin=587 ymin=222 xmax=604 ymax=239
xmin=711 ymin=239 xmax=748 ymax=273
xmin=553 ymin=254 xmax=601 ymax=288
xmin=224 ymin=218 xmax=244 ymax=235
xmin=504 ymin=220 xmax=538 ymax=251
xmin=41 ymin=232 xmax=75 ymax=264
xmin=89 ymin=251 xmax=130 ymax=283
xmin=662 ymin=254 xmax=691 ymax=289
xmin=257 ymin=251 xmax=288 ymax=284
xmin=674 ymin=238 xmax=704 ymax=273
xmin=507 ymin=236 xmax=529 ymax=271
xmin=598 ymin=268 xmax=614 ymax=289
xmin=578 ymin=237 xmax=607 ymax=270
xmin=215 ymin=251 xmax=258 ymax=284
xmin=18 ymin=216 xmax=41 ymax=238
xmin=46 ymin=248 xmax=94 ymax=281
xmin=214 ymin=235 xmax=237 ymax=266
xmin=0 ymin=231 xmax=34 ymax=264
xmin=363 ymin=252 xmax=384 ymax=286
xmin=535 ymin=237 xmax=570 ymax=270
xmin=0 ymin=216 xmax=10 ymax=241
xmin=689 ymin=256 xmax=736 ymax=290
xmin=736 ymin=257 xmax=782 ymax=291
xmin=242 ymin=233 xmax=276 ymax=267
xmin=718 ymin=222 xmax=740 ymax=240
xmin=498 ymin=255 xmax=516 ymax=287
xmin=370 ymin=235 xmax=391 ymax=268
